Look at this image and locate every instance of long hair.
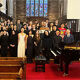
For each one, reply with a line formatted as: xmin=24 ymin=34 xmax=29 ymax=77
xmin=35 ymin=30 xmax=40 ymax=41
xmin=44 ymin=30 xmax=49 ymax=37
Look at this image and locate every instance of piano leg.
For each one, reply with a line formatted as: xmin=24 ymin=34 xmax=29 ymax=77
xmin=59 ymin=54 xmax=64 ymax=71
xmin=64 ymin=62 xmax=70 ymax=74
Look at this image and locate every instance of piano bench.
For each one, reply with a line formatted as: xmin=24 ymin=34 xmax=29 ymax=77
xmin=35 ymin=56 xmax=46 ymax=72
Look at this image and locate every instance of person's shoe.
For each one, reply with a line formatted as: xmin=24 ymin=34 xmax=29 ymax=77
xmin=63 ymin=73 xmax=68 ymax=76
xmin=57 ymin=67 xmax=63 ymax=71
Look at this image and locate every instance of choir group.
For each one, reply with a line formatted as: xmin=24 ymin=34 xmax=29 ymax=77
xmin=0 ymin=18 xmax=74 ymax=63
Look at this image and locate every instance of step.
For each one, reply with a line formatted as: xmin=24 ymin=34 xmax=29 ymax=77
xmin=0 ymin=72 xmax=19 ymax=79
xmin=0 ymin=79 xmax=17 ymax=80
xmin=0 ymin=57 xmax=25 ymax=60
xmin=0 ymin=61 xmax=21 ymax=65
xmin=0 ymin=66 xmax=21 ymax=72
xmin=0 ymin=64 xmax=21 ymax=67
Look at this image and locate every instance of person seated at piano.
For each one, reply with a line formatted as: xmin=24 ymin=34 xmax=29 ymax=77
xmin=42 ymin=30 xmax=52 ymax=63
xmin=50 ymin=25 xmax=57 ymax=39
xmin=64 ymin=29 xmax=74 ymax=45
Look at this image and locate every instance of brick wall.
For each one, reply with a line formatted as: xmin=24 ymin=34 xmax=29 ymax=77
xmin=13 ymin=0 xmax=65 ymax=22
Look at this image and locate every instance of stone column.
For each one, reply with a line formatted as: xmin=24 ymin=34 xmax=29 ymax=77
xmin=63 ymin=0 xmax=67 ymax=16
xmin=78 ymin=20 xmax=80 ymax=32
xmin=8 ymin=0 xmax=13 ymax=17
xmin=13 ymin=0 xmax=16 ymax=23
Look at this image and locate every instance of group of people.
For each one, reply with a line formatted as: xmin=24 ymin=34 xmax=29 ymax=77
xmin=0 ymin=18 xmax=74 ymax=63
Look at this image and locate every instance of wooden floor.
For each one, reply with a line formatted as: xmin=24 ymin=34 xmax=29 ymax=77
xmin=0 ymin=57 xmax=24 ymax=80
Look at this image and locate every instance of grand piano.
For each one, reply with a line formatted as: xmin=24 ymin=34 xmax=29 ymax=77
xmin=59 ymin=42 xmax=80 ymax=76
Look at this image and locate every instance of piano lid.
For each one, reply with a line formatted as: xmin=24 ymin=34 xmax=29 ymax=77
xmin=64 ymin=42 xmax=80 ymax=50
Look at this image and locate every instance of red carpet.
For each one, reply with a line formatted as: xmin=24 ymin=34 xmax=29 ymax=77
xmin=26 ymin=62 xmax=80 ymax=80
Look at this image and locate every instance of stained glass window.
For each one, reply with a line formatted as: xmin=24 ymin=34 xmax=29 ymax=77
xmin=39 ymin=0 xmax=43 ymax=16
xmin=35 ymin=0 xmax=39 ymax=16
xmin=44 ymin=0 xmax=48 ymax=16
xmin=26 ymin=0 xmax=30 ymax=16
xmin=31 ymin=0 xmax=34 ymax=16
xmin=26 ymin=0 xmax=48 ymax=17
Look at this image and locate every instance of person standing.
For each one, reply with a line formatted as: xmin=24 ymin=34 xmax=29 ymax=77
xmin=50 ymin=25 xmax=57 ymax=39
xmin=58 ymin=23 xmax=66 ymax=39
xmin=18 ymin=28 xmax=27 ymax=57
xmin=31 ymin=24 xmax=36 ymax=35
xmin=10 ymin=30 xmax=18 ymax=57
xmin=1 ymin=30 xmax=9 ymax=57
xmin=64 ymin=29 xmax=74 ymax=44
xmin=27 ymin=30 xmax=34 ymax=63
xmin=54 ymin=30 xmax=62 ymax=49
xmin=16 ymin=19 xmax=22 ymax=32
xmin=33 ymin=30 xmax=41 ymax=56
xmin=14 ymin=25 xmax=18 ymax=35
xmin=62 ymin=29 xmax=74 ymax=76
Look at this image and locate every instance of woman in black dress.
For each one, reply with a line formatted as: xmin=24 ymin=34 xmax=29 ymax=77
xmin=33 ymin=30 xmax=41 ymax=56
xmin=27 ymin=30 xmax=34 ymax=63
xmin=10 ymin=30 xmax=18 ymax=57
xmin=1 ymin=30 xmax=9 ymax=57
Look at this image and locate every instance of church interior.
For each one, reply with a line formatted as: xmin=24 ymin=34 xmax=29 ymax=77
xmin=0 ymin=0 xmax=80 ymax=80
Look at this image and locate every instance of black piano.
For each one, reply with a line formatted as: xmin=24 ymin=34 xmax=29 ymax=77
xmin=59 ymin=42 xmax=80 ymax=76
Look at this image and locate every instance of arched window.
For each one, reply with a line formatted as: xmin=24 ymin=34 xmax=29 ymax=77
xmin=26 ymin=0 xmax=48 ymax=17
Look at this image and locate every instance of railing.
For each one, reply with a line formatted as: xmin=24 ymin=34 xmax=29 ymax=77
xmin=0 ymin=11 xmax=13 ymax=21
xmin=19 ymin=58 xmax=27 ymax=80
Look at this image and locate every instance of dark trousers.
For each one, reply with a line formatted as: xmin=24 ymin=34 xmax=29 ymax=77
xmin=60 ymin=50 xmax=72 ymax=74
xmin=34 ymin=46 xmax=40 ymax=56
xmin=26 ymin=48 xmax=33 ymax=63
xmin=27 ymin=54 xmax=33 ymax=63
xmin=43 ymin=50 xmax=50 ymax=62
xmin=10 ymin=47 xmax=17 ymax=57
xmin=1 ymin=46 xmax=8 ymax=57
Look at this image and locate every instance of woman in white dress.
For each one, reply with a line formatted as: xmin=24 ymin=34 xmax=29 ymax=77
xmin=18 ymin=28 xmax=27 ymax=57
